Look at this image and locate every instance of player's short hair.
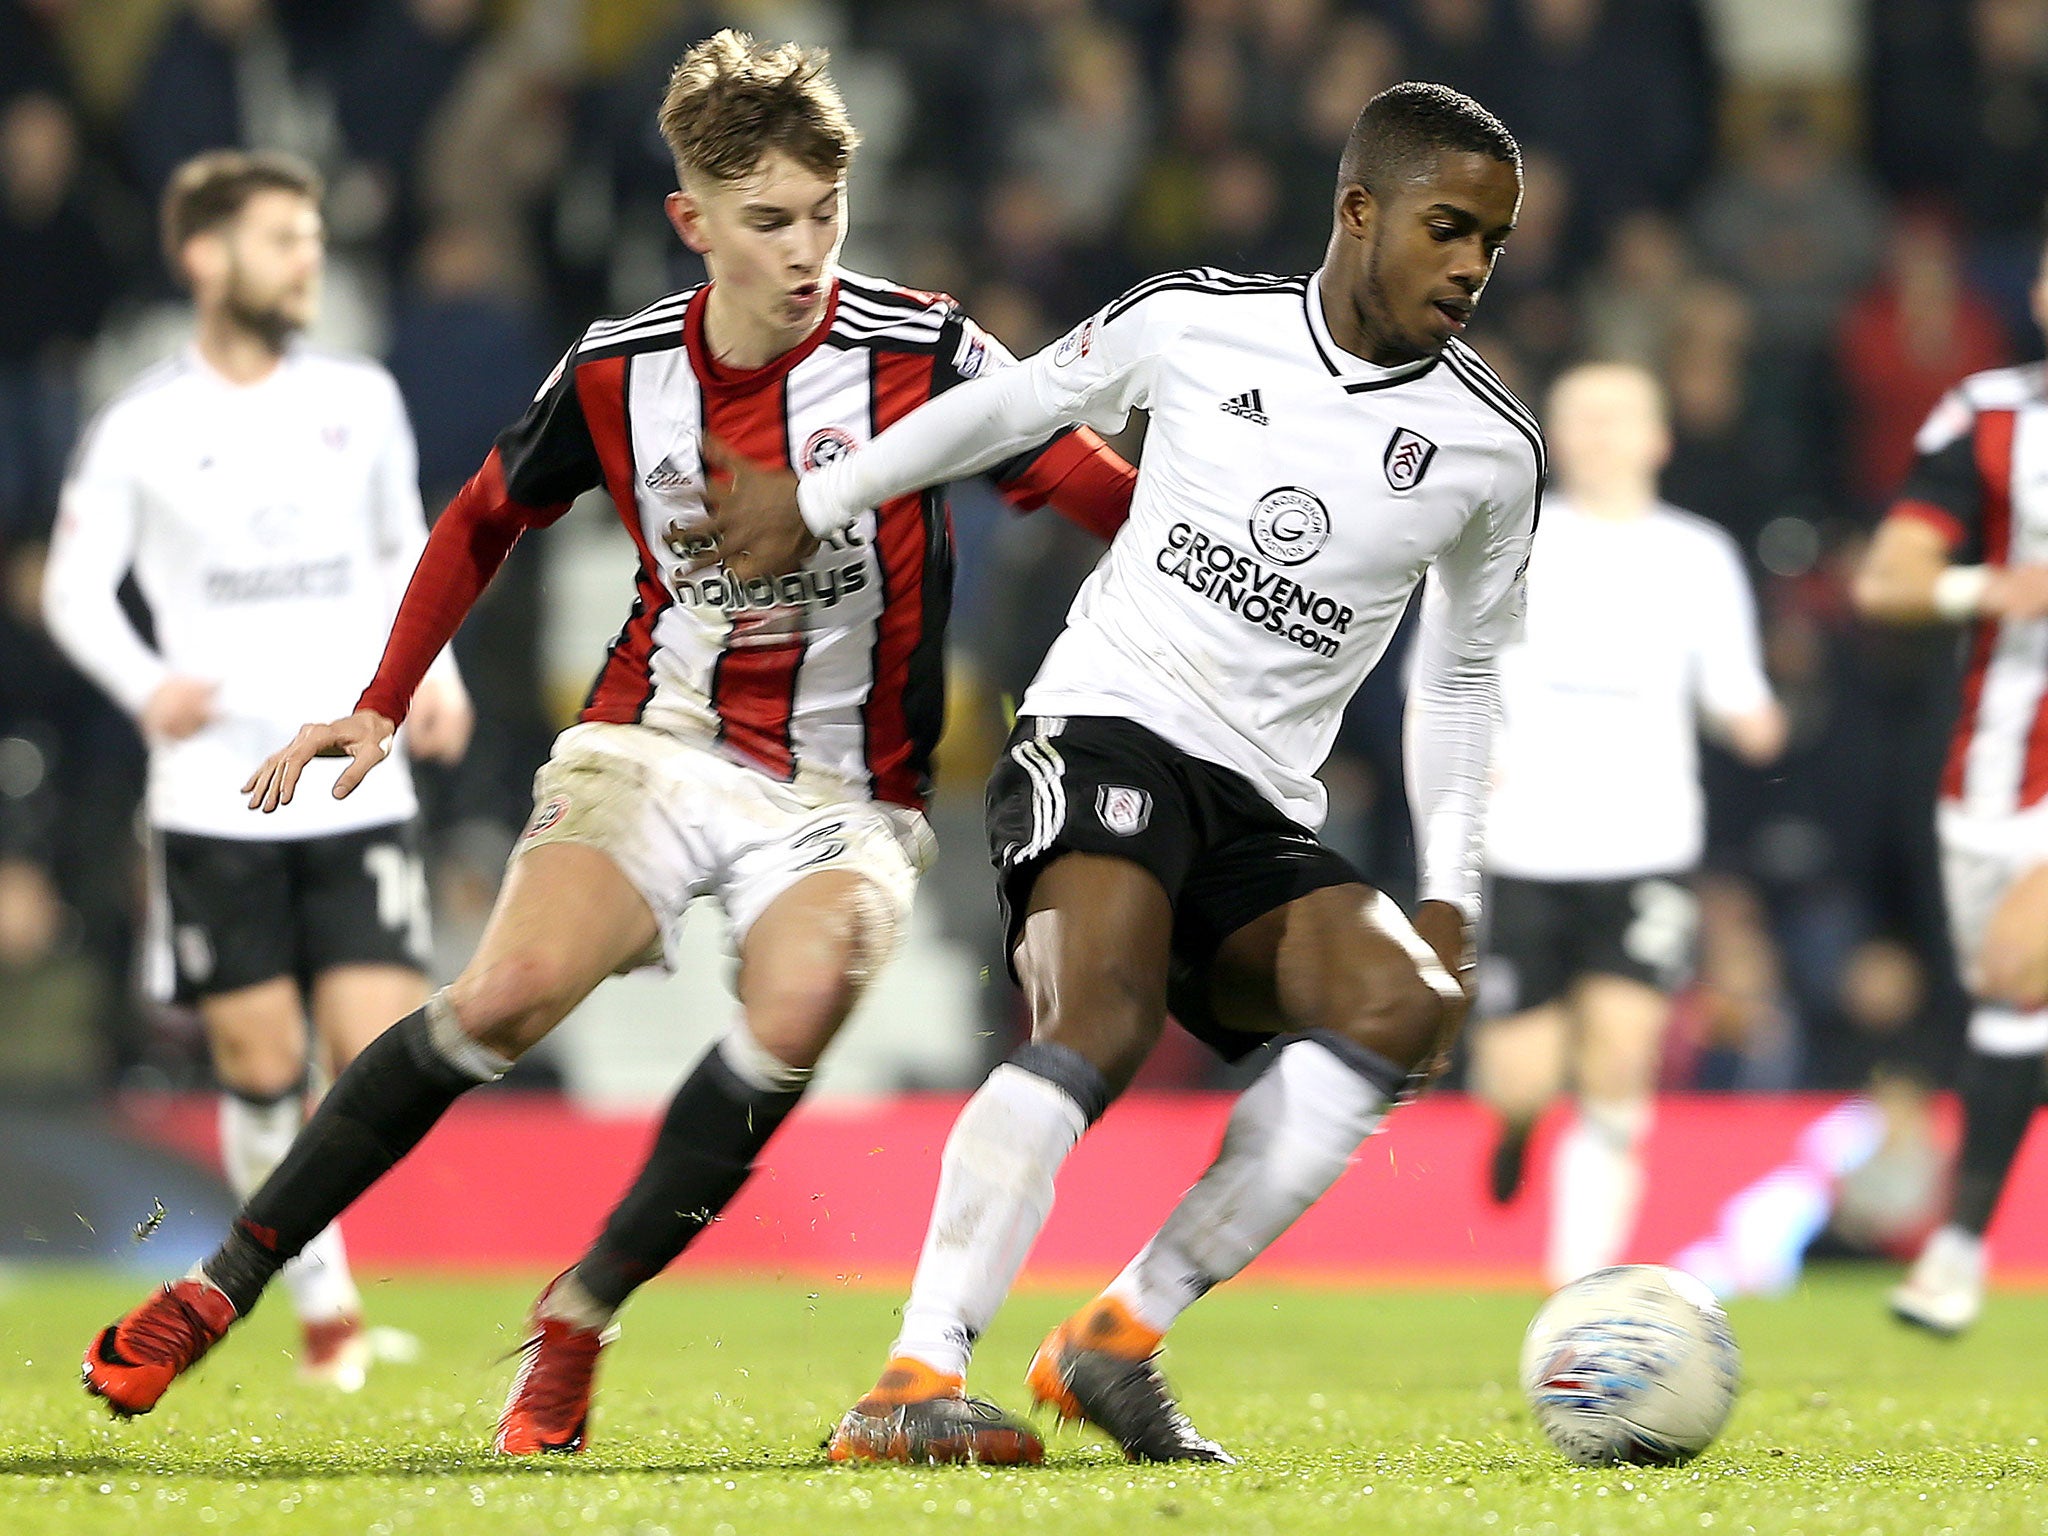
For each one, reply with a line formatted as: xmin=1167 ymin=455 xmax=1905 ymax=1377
xmin=658 ymin=29 xmax=858 ymax=188
xmin=1339 ymin=82 xmax=1519 ymax=197
xmin=161 ymin=149 xmax=322 ymax=275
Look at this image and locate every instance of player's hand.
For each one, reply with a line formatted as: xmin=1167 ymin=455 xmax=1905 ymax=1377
xmin=406 ymin=674 xmax=474 ymax=763
xmin=1412 ymin=897 xmax=1476 ymax=1052
xmin=692 ymin=431 xmax=818 ymax=581
xmin=242 ymin=709 xmax=395 ymax=813
xmin=1984 ymin=563 xmax=2048 ymax=621
xmin=141 ymin=676 xmax=219 ymax=741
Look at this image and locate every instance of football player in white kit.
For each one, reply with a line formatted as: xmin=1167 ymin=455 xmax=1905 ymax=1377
xmin=1855 ymin=238 xmax=2048 ymax=1335
xmin=44 ymin=150 xmax=471 ymax=1390
xmin=702 ymin=82 xmax=1539 ymax=1464
xmin=1465 ymin=362 xmax=1784 ymax=1288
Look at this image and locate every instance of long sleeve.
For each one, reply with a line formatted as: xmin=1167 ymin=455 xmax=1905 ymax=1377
xmin=366 ymin=373 xmax=462 ymax=688
xmin=42 ymin=414 xmax=168 ymax=716
xmin=354 ymin=448 xmax=562 ymax=724
xmin=1405 ymin=450 xmax=1540 ymax=921
xmin=799 ymin=292 xmax=1168 ymax=537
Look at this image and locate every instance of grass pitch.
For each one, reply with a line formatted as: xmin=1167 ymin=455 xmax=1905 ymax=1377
xmin=1 ymin=1267 xmax=2043 ymax=1535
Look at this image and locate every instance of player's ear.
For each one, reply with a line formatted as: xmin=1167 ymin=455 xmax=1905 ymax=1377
xmin=666 ymin=188 xmax=712 ymax=255
xmin=1335 ymin=181 xmax=1376 ymax=244
xmin=179 ymin=231 xmax=226 ymax=294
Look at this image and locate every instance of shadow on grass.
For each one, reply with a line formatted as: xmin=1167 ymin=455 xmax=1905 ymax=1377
xmin=0 ymin=1447 xmax=840 ymax=1480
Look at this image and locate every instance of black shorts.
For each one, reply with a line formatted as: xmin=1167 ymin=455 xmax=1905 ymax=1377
xmin=158 ymin=822 xmax=432 ymax=1004
xmin=1484 ymin=872 xmax=1698 ymax=1013
xmin=987 ymin=714 xmax=1362 ymax=1061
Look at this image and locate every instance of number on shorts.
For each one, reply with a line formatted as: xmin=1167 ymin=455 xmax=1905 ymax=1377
xmin=1623 ymin=878 xmax=1698 ymax=977
xmin=795 ymin=821 xmax=849 ymax=869
xmin=364 ymin=842 xmax=431 ymax=956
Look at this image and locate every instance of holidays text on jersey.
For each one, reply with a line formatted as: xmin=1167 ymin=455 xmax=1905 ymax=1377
xmin=1156 ymin=522 xmax=1354 ymax=657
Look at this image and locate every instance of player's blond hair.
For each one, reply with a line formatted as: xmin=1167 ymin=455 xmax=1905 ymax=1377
xmin=658 ymin=29 xmax=858 ymax=188
xmin=161 ymin=149 xmax=322 ymax=279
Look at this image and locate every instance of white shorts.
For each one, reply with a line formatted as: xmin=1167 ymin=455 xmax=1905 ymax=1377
xmin=1937 ymin=802 xmax=2048 ymax=992
xmin=514 ymin=722 xmax=936 ymax=974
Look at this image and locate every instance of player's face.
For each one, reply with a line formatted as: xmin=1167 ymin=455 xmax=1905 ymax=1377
xmin=669 ymin=152 xmax=845 ymax=339
xmin=1334 ymin=150 xmax=1520 ymax=366
xmin=217 ymin=190 xmax=323 ymax=343
xmin=1547 ymin=365 xmax=1670 ymax=497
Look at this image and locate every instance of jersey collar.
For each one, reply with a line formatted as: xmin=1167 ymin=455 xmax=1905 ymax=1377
xmin=685 ymin=278 xmax=842 ymax=394
xmin=1302 ymin=269 xmax=1440 ymax=394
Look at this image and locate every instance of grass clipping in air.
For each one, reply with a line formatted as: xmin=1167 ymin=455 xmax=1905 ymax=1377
xmin=2 ymin=1269 xmax=2044 ymax=1534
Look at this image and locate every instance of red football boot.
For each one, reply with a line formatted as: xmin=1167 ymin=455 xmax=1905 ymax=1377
xmin=496 ymin=1275 xmax=618 ymax=1455
xmin=83 ymin=1277 xmax=238 ymax=1417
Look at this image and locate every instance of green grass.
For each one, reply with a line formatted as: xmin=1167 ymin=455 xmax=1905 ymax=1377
xmin=1 ymin=1268 xmax=2043 ymax=1535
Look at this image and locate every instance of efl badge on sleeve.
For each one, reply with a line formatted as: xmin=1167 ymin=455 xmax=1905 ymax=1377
xmin=1383 ymin=427 xmax=1438 ymax=492
xmin=1096 ymin=785 xmax=1152 ymax=837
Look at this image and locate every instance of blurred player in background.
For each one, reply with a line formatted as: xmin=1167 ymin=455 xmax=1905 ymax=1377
xmin=703 ymin=81 xmax=1534 ymax=1465
xmin=1855 ymin=238 xmax=2048 ymax=1335
xmin=1468 ymin=361 xmax=1784 ymax=1288
xmin=80 ymin=33 xmax=1134 ymax=1447
xmin=43 ymin=150 xmax=473 ymax=1389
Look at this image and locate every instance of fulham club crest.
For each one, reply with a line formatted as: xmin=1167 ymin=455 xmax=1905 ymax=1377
xmin=1096 ymin=785 xmax=1152 ymax=837
xmin=1383 ymin=427 xmax=1437 ymax=492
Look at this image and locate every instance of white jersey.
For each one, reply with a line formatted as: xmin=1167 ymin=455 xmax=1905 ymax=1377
xmin=1483 ymin=497 xmax=1774 ymax=881
xmin=43 ymin=346 xmax=448 ymax=839
xmin=800 ymin=267 xmax=1543 ymax=915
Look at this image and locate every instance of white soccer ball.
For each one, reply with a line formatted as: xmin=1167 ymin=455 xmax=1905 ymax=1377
xmin=1519 ymin=1264 xmax=1740 ymax=1466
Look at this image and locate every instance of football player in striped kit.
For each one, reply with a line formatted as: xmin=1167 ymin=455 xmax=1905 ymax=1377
xmin=1856 ymin=239 xmax=2048 ymax=1334
xmin=81 ymin=32 xmax=1134 ymax=1448
xmin=46 ymin=149 xmax=473 ymax=1391
xmin=704 ymin=82 xmax=1538 ymax=1464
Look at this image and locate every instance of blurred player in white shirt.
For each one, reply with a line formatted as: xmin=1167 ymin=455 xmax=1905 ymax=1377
xmin=43 ymin=151 xmax=471 ymax=1386
xmin=1469 ymin=362 xmax=1784 ymax=1287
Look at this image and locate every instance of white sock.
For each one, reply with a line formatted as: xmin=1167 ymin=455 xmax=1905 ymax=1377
xmin=1102 ymin=1036 xmax=1392 ymax=1333
xmin=891 ymin=1064 xmax=1090 ymax=1378
xmin=1546 ymin=1096 xmax=1652 ymax=1288
xmin=219 ymin=1091 xmax=361 ymax=1325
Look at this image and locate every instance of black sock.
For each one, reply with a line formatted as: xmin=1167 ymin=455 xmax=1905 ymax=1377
xmin=1951 ymin=1045 xmax=2046 ymax=1236
xmin=203 ymin=1005 xmax=496 ymax=1313
xmin=571 ymin=1047 xmax=804 ymax=1310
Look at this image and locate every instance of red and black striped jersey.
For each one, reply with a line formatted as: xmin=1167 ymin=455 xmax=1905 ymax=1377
xmin=1889 ymin=362 xmax=2048 ymax=813
xmin=357 ymin=271 xmax=1135 ymax=809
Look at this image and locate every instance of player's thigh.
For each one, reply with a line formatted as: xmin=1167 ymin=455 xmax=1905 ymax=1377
xmin=1469 ymin=1003 xmax=1572 ymax=1121
xmin=309 ymin=962 xmax=430 ymax=1074
xmin=1012 ymin=852 xmax=1176 ymax=1092
xmin=1978 ymin=859 xmax=2048 ymax=1009
xmin=730 ymin=804 xmax=931 ymax=1068
xmin=1571 ymin=973 xmax=1669 ymax=1102
xmin=1210 ymin=882 xmax=1451 ymax=1069
xmin=159 ymin=832 xmax=296 ymax=1008
xmin=447 ymin=840 xmax=661 ymax=1055
xmin=198 ymin=976 xmax=309 ymax=1097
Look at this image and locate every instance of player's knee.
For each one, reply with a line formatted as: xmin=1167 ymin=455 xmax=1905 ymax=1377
xmin=1976 ymin=944 xmax=2048 ymax=1011
xmin=1025 ymin=963 xmax=1164 ymax=1097
xmin=211 ymin=1036 xmax=308 ymax=1101
xmin=1331 ymin=969 xmax=1446 ymax=1072
xmin=448 ymin=950 xmax=584 ymax=1054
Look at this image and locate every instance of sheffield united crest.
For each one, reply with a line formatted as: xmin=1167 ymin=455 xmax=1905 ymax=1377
xmin=1383 ymin=427 xmax=1438 ymax=491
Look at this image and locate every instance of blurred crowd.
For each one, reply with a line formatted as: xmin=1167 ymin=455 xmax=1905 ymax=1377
xmin=0 ymin=0 xmax=2042 ymax=1103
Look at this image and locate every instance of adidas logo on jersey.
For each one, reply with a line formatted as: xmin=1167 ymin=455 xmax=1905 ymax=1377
xmin=644 ymin=454 xmax=691 ymax=492
xmin=1220 ymin=389 xmax=1268 ymax=425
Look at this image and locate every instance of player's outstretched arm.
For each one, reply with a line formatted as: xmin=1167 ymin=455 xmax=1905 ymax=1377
xmin=243 ymin=708 xmax=396 ymax=812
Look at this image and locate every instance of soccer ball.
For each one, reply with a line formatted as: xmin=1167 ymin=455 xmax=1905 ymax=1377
xmin=1519 ymin=1264 xmax=1740 ymax=1466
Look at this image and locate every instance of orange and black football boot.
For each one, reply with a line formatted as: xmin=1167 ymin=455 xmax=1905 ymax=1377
xmin=1027 ymin=1296 xmax=1232 ymax=1463
xmin=828 ymin=1356 xmax=1044 ymax=1465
